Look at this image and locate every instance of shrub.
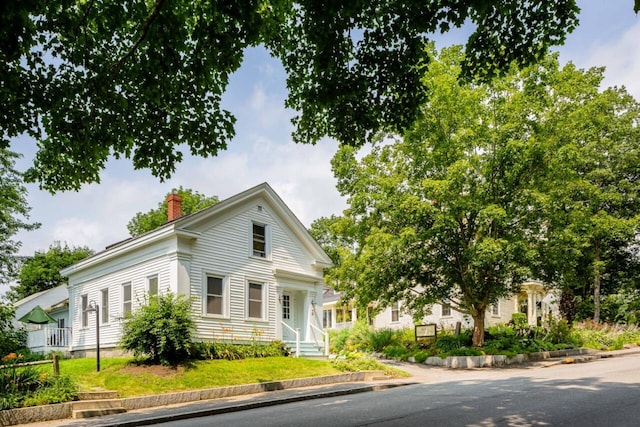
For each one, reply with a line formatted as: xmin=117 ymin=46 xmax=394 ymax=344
xmin=381 ymin=344 xmax=411 ymax=360
xmin=368 ymin=328 xmax=397 ymax=352
xmin=120 ymin=293 xmax=195 ymax=365
xmin=0 ymin=302 xmax=28 ymax=357
xmin=544 ymin=316 xmax=572 ymax=344
xmin=434 ymin=332 xmax=471 ymax=353
xmin=192 ymin=340 xmax=289 ymax=360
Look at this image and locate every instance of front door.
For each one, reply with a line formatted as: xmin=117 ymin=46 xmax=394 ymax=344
xmin=282 ymin=292 xmax=296 ymax=341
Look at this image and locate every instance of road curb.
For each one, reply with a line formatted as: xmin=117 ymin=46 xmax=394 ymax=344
xmin=92 ymin=383 xmax=412 ymax=427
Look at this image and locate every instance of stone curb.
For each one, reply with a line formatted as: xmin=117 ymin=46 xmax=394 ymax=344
xmin=93 ymin=383 xmax=410 ymax=427
xmin=0 ymin=372 xmax=382 ymax=426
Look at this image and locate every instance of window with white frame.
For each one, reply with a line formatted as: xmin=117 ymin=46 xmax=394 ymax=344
xmin=247 ymin=282 xmax=264 ymax=319
xmin=252 ymin=223 xmax=267 ymax=258
xmin=442 ymin=303 xmax=452 ymax=317
xmin=206 ymin=276 xmax=225 ymax=316
xmin=148 ymin=275 xmax=158 ymax=297
xmin=491 ymin=302 xmax=500 ymax=316
xmin=122 ymin=283 xmax=132 ymax=316
xmin=323 ymin=309 xmax=333 ymax=328
xmin=282 ymin=294 xmax=290 ymax=320
xmin=391 ymin=302 xmax=400 ymax=322
xmin=81 ymin=294 xmax=88 ymax=327
xmin=101 ymin=288 xmax=109 ymax=324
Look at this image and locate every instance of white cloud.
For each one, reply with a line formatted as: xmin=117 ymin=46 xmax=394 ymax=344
xmin=583 ymin=21 xmax=640 ymax=99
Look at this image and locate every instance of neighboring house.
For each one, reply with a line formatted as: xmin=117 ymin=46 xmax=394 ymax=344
xmin=13 ymin=284 xmax=72 ymax=354
xmin=60 ymin=183 xmax=332 ymax=357
xmin=323 ymin=281 xmax=558 ymax=332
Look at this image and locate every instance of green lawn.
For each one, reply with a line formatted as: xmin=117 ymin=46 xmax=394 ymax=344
xmin=49 ymin=357 xmax=343 ymax=397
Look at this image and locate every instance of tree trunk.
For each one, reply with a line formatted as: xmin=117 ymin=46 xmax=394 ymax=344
xmin=593 ymin=244 xmax=601 ymax=323
xmin=471 ymin=310 xmax=486 ymax=347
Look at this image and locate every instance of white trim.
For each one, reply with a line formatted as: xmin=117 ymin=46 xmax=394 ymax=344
xmin=203 ymin=273 xmax=230 ymax=319
xmin=122 ymin=282 xmax=132 ymax=317
xmin=100 ymin=288 xmax=110 ymax=325
xmin=246 ymin=280 xmax=267 ymax=321
xmin=147 ymin=274 xmax=159 ymax=296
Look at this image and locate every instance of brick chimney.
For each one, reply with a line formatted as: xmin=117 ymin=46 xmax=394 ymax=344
xmin=167 ymin=193 xmax=182 ymax=222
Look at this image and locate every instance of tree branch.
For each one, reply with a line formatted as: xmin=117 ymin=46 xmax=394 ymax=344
xmin=112 ymin=0 xmax=166 ymax=76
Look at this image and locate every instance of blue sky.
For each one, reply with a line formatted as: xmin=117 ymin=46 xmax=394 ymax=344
xmin=8 ymin=1 xmax=640 ymax=275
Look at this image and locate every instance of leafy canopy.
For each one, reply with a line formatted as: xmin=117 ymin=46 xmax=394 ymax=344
xmin=1 ymin=1 xmax=582 ymax=191
xmin=8 ymin=243 xmax=93 ymax=302
xmin=127 ymin=187 xmax=219 ymax=236
xmin=0 ymin=148 xmax=39 ymax=286
xmin=325 ymin=46 xmax=640 ymax=347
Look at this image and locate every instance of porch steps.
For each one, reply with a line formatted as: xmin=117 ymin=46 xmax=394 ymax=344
xmin=284 ymin=341 xmax=326 ymax=358
xmin=72 ymin=391 xmax=126 ymax=419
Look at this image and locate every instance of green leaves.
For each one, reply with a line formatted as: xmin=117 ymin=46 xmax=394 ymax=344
xmin=0 ymin=148 xmax=40 ymax=286
xmin=2 ymin=1 xmax=583 ymax=191
xmin=126 ymin=187 xmax=219 ymax=236
xmin=120 ymin=293 xmax=195 ymax=366
xmin=8 ymin=244 xmax=93 ymax=302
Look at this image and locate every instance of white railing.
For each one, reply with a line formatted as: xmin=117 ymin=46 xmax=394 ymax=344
xmin=310 ymin=323 xmax=329 ymax=356
xmin=281 ymin=321 xmax=300 ymax=357
xmin=27 ymin=327 xmax=71 ymax=353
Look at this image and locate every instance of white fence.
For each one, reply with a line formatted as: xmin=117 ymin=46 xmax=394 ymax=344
xmin=26 ymin=327 xmax=71 ymax=353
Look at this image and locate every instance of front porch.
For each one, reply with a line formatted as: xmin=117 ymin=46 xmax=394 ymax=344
xmin=26 ymin=326 xmax=72 ymax=355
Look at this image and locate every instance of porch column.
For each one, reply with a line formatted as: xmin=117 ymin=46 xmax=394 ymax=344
xmin=303 ymin=291 xmax=315 ymax=341
xmin=527 ymin=290 xmax=536 ymax=326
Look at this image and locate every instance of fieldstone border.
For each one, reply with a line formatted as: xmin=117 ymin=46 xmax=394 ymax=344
xmin=422 ymin=348 xmax=598 ymax=369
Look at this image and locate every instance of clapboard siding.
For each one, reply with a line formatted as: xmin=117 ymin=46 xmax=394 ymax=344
xmin=69 ymin=248 xmax=171 ymax=350
xmin=189 ymin=198 xmax=320 ymax=342
xmin=64 ymin=184 xmax=331 ymax=353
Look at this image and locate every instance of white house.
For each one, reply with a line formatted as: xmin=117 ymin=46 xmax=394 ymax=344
xmin=323 ymin=281 xmax=558 ymax=332
xmin=60 ymin=183 xmax=332 ymax=357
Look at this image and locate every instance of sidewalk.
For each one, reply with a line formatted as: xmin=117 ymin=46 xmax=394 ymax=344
xmin=16 ymin=346 xmax=640 ymax=427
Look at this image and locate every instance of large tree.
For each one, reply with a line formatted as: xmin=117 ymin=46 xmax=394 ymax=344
xmin=1 ymin=1 xmax=582 ymax=191
xmin=326 ymin=47 xmax=640 ymax=347
xmin=533 ymin=73 xmax=640 ymax=323
xmin=0 ymin=148 xmax=39 ymax=287
xmin=127 ymin=187 xmax=218 ymax=236
xmin=8 ymin=243 xmax=93 ymax=301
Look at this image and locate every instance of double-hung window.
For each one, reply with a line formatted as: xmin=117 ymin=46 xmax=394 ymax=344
xmin=391 ymin=302 xmax=400 ymax=322
xmin=122 ymin=283 xmax=132 ymax=316
xmin=323 ymin=309 xmax=333 ymax=329
xmin=206 ymin=276 xmax=225 ymax=316
xmin=442 ymin=303 xmax=452 ymax=317
xmin=248 ymin=282 xmax=264 ymax=319
xmin=81 ymin=294 xmax=88 ymax=327
xmin=252 ymin=223 xmax=267 ymax=258
xmin=101 ymin=289 xmax=109 ymax=324
xmin=148 ymin=275 xmax=158 ymax=297
xmin=491 ymin=302 xmax=500 ymax=316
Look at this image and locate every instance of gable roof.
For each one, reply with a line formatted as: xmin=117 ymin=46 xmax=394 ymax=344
xmin=61 ymin=182 xmax=332 ymax=276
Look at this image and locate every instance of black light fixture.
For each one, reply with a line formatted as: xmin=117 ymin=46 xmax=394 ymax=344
xmin=84 ymin=300 xmax=100 ymax=372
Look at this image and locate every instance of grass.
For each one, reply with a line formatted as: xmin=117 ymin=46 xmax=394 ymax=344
xmin=37 ymin=357 xmax=343 ymax=398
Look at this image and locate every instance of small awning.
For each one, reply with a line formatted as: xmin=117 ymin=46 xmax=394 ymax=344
xmin=18 ymin=305 xmax=57 ymax=324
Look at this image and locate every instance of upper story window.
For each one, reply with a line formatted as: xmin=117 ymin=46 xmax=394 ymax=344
xmin=123 ymin=283 xmax=132 ymax=316
xmin=252 ymin=223 xmax=267 ymax=258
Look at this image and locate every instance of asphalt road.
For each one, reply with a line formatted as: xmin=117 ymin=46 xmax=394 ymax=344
xmin=155 ymin=354 xmax=640 ymax=427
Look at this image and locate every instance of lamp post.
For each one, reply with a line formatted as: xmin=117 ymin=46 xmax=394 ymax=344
xmin=84 ymin=301 xmax=100 ymax=372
